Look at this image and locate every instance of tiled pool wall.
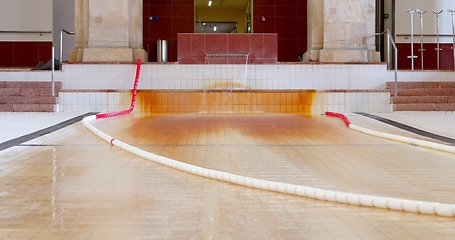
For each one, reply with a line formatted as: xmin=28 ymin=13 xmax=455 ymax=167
xmin=56 ymin=63 xmax=394 ymax=114
xmin=4 ymin=63 xmax=455 ymax=114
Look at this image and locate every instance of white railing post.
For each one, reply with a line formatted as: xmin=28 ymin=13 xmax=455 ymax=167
xmin=51 ymin=29 xmax=75 ymax=97
xmin=376 ymin=29 xmax=399 ymax=99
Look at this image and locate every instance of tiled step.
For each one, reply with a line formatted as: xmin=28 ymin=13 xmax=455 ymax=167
xmin=390 ymin=88 xmax=455 ymax=96
xmin=387 ymin=81 xmax=455 ymax=111
xmin=393 ymin=103 xmax=455 ymax=111
xmin=0 ymin=81 xmax=61 ymax=112
xmin=0 ymin=104 xmax=56 ymax=112
xmin=386 ymin=81 xmax=455 ymax=89
xmin=0 ymin=96 xmax=58 ymax=104
xmin=392 ymin=96 xmax=455 ymax=104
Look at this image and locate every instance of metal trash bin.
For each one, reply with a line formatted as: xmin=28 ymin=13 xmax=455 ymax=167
xmin=157 ymin=39 xmax=168 ymax=62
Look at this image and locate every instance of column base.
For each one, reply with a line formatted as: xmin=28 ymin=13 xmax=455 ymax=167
xmin=319 ymin=49 xmax=368 ymax=62
xmin=82 ymin=48 xmax=133 ymax=62
xmin=68 ymin=49 xmax=83 ymax=62
xmin=302 ymin=50 xmax=321 ymax=62
xmin=302 ymin=49 xmax=381 ymax=63
xmin=69 ymin=48 xmax=148 ymax=62
xmin=133 ymin=49 xmax=148 ymax=62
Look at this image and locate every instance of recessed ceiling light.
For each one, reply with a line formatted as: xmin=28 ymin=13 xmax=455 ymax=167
xmin=208 ymin=1 xmax=212 ymax=6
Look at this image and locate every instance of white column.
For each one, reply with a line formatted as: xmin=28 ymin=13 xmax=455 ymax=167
xmin=304 ymin=0 xmax=379 ymax=62
xmin=303 ymin=0 xmax=324 ymax=62
xmin=70 ymin=0 xmax=147 ymax=62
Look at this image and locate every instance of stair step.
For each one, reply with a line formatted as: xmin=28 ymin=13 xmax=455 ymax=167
xmin=0 ymin=81 xmax=62 ymax=112
xmin=393 ymin=103 xmax=455 ymax=111
xmin=386 ymin=81 xmax=455 ymax=89
xmin=0 ymin=104 xmax=56 ymax=112
xmin=391 ymin=88 xmax=455 ymax=96
xmin=1 ymin=81 xmax=62 ymax=89
xmin=392 ymin=96 xmax=451 ymax=104
xmin=0 ymin=96 xmax=58 ymax=104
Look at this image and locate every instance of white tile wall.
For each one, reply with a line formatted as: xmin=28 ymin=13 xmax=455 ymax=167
xmin=4 ymin=62 xmax=454 ymax=113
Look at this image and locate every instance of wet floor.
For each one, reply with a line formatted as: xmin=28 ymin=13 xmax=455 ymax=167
xmin=1 ymin=112 xmax=455 ymax=239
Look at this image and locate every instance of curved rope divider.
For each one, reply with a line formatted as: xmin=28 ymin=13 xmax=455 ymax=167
xmin=95 ymin=59 xmax=142 ymax=119
xmin=325 ymin=111 xmax=455 ymax=154
xmin=81 ymin=113 xmax=455 ymax=218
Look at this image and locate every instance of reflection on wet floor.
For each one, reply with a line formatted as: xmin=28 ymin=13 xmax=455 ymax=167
xmin=93 ymin=113 xmax=455 ymax=204
xmin=0 ymin=112 xmax=454 ymax=239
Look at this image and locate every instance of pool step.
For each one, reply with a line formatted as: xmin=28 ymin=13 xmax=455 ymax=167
xmin=0 ymin=81 xmax=61 ymax=112
xmin=387 ymin=81 xmax=455 ymax=111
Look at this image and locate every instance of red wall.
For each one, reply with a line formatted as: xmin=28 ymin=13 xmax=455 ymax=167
xmin=0 ymin=42 xmax=52 ymax=67
xmin=177 ymin=33 xmax=278 ymax=64
xmin=143 ymin=0 xmax=308 ymax=63
xmin=397 ymin=43 xmax=455 ymax=70
xmin=253 ymin=0 xmax=307 ymax=62
xmin=143 ymin=0 xmax=194 ymax=62
xmin=2 ymin=1 xmax=306 ymax=66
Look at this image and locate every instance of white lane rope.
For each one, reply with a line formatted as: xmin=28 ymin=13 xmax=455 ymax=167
xmin=82 ymin=114 xmax=455 ymax=218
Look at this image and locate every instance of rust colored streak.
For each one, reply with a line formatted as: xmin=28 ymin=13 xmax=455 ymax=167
xmin=298 ymin=90 xmax=316 ymax=115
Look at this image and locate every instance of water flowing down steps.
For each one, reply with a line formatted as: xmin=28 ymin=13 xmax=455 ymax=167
xmin=388 ymin=81 xmax=455 ymax=111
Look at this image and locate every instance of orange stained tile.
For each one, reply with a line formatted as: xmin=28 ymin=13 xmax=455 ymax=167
xmin=257 ymin=93 xmax=263 ymax=105
xmin=161 ymin=104 xmax=168 ymax=113
xmin=272 ymin=93 xmax=279 ymax=105
xmin=287 ymin=104 xmax=294 ymax=113
xmin=282 ymin=92 xmax=288 ymax=105
xmin=179 ymin=92 xmax=186 ymax=105
xmin=291 ymin=92 xmax=298 ymax=104
xmin=135 ymin=90 xmax=317 ymax=114
xmin=299 ymin=90 xmax=316 ymax=114
xmin=238 ymin=105 xmax=245 ymax=113
xmin=172 ymin=105 xmax=179 ymax=113
xmin=168 ymin=92 xmax=175 ymax=105
xmin=218 ymin=92 xmax=225 ymax=106
xmin=249 ymin=93 xmax=257 ymax=106
xmin=189 ymin=92 xmax=196 ymax=105
xmin=208 ymin=92 xmax=216 ymax=105
xmin=238 ymin=92 xmax=245 ymax=105
xmin=185 ymin=102 xmax=193 ymax=113
xmin=155 ymin=92 xmax=162 ymax=105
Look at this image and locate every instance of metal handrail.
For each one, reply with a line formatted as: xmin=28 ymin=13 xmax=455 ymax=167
xmin=0 ymin=30 xmax=52 ymax=34
xmin=376 ymin=29 xmax=398 ymax=99
xmin=51 ymin=29 xmax=75 ymax=97
xmin=397 ymin=33 xmax=454 ymax=37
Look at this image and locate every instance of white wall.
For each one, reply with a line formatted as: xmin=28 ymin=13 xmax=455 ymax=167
xmin=395 ymin=0 xmax=455 ymax=43
xmin=0 ymin=0 xmax=53 ymax=41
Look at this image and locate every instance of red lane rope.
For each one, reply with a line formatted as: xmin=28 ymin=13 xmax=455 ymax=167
xmin=325 ymin=111 xmax=351 ymax=127
xmin=96 ymin=59 xmax=142 ymax=119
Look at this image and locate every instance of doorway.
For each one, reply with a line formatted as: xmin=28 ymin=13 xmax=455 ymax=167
xmin=195 ymin=0 xmax=252 ymax=33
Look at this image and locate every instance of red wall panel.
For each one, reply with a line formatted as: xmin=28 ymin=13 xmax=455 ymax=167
xmin=143 ymin=0 xmax=194 ymax=62
xmin=4 ymin=1 xmax=312 ymax=66
xmin=144 ymin=0 xmax=308 ymax=63
xmin=397 ymin=43 xmax=455 ymax=70
xmin=0 ymin=42 xmax=51 ymax=68
xmin=253 ymin=0 xmax=307 ymax=62
xmin=177 ymin=33 xmax=278 ymax=64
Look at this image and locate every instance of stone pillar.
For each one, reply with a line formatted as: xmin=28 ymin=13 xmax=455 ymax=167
xmin=69 ymin=0 xmax=147 ymax=62
xmin=303 ymin=0 xmax=324 ymax=62
xmin=304 ymin=0 xmax=380 ymax=62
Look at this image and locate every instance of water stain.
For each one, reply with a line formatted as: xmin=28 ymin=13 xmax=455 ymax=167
xmin=135 ymin=89 xmax=317 ymax=115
